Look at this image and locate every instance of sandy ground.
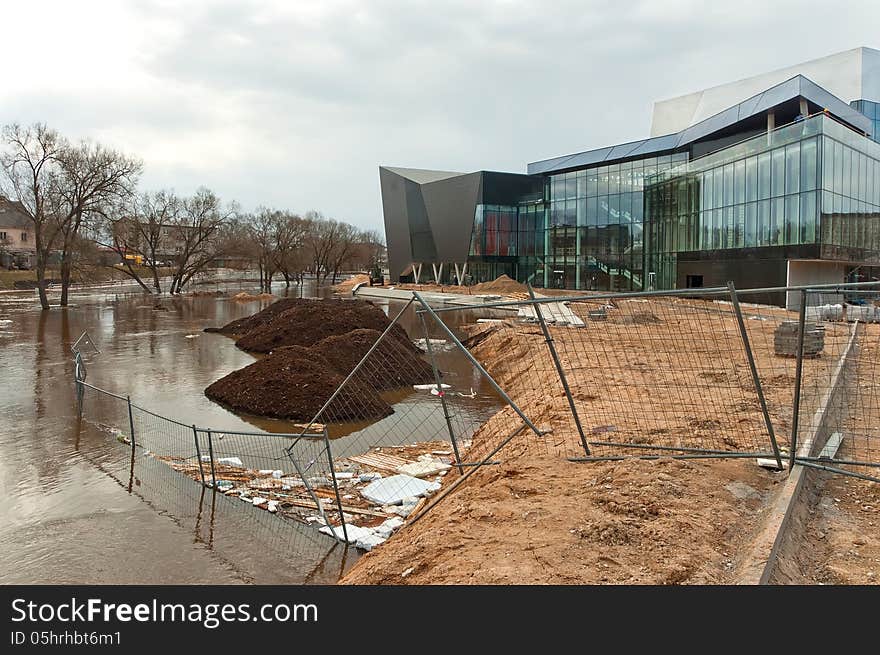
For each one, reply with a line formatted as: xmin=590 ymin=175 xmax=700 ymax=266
xmin=783 ymin=473 xmax=880 ymax=584
xmin=457 ymin=297 xmax=853 ymax=462
xmin=333 ymin=274 xmax=371 ymax=293
xmin=341 ymin=295 xmax=879 ymax=585
xmin=343 ymin=447 xmax=785 ymax=584
xmin=787 ymin=321 xmax=880 ymax=584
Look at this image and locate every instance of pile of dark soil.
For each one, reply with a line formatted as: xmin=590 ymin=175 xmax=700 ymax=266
xmin=233 ymin=299 xmax=415 ymax=353
xmin=204 ymin=297 xmax=304 ymax=335
xmin=311 ymin=329 xmax=435 ymax=390
xmin=205 ymin=346 xmax=392 ymax=422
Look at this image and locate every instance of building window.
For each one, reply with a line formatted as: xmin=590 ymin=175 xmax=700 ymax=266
xmin=21 ymin=232 xmax=28 ymax=242
xmin=0 ymin=231 xmax=6 ymax=241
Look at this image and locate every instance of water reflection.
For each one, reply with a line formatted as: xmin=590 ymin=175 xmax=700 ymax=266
xmin=0 ymin=278 xmax=348 ymax=583
xmin=0 ymin=278 xmax=507 ymax=583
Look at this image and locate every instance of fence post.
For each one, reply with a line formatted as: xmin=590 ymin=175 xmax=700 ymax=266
xmin=192 ymin=425 xmax=207 ymax=487
xmin=527 ymin=284 xmax=591 ymax=456
xmin=418 ymin=313 xmax=465 ymax=473
xmin=727 ymin=281 xmax=784 ymax=470
xmin=206 ymin=429 xmax=217 ymax=488
xmin=127 ymin=395 xmax=137 ymax=493
xmin=789 ymin=289 xmax=808 ymax=472
xmin=75 ymin=352 xmax=85 ymax=419
xmin=322 ymin=428 xmax=349 ymax=545
xmin=413 ymin=291 xmax=545 ymax=439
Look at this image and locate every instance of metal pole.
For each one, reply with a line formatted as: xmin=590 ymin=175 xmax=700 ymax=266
xmin=418 ymin=313 xmax=464 ymax=473
xmin=527 ymin=283 xmax=590 ymax=456
xmin=192 ymin=425 xmax=206 ymax=487
xmin=727 ymin=281 xmax=783 ymax=470
xmin=413 ymin=291 xmax=545 ymax=438
xmin=127 ymin=396 xmax=136 ymax=493
xmin=794 ymin=459 xmax=880 ymax=484
xmin=292 ymin=297 xmax=415 ymax=442
xmin=207 ymin=429 xmax=217 ymax=488
xmin=285 ymin=447 xmax=329 ymax=526
xmin=423 ymin=279 xmax=880 ymax=315
xmin=322 ymin=429 xmax=349 ymax=544
xmin=789 ymin=289 xmax=807 ymax=472
xmin=75 ymin=353 xmax=85 ymax=419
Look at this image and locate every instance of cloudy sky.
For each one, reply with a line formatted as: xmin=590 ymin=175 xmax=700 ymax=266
xmin=2 ymin=0 xmax=878 ymax=231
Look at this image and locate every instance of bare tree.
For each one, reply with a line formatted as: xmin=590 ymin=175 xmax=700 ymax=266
xmin=351 ymin=228 xmax=386 ymax=277
xmin=275 ymin=211 xmax=308 ymax=287
xmin=302 ymin=212 xmax=361 ymax=285
xmin=54 ymin=141 xmax=141 ymax=305
xmin=0 ymin=123 xmax=65 ymax=310
xmin=168 ymin=187 xmax=236 ymax=294
xmin=95 ymin=190 xmax=181 ymax=293
xmin=248 ymin=208 xmax=280 ymax=293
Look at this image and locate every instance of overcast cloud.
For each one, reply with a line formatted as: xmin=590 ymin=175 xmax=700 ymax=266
xmin=2 ymin=0 xmax=878 ymax=231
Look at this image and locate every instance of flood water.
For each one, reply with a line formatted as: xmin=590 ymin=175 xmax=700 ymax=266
xmin=0 ymin=277 xmax=503 ymax=584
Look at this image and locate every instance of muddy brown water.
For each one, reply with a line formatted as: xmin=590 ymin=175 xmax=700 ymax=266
xmin=0 ymin=279 xmax=503 ymax=584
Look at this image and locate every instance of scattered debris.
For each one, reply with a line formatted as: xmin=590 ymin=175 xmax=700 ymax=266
xmin=360 ymin=474 xmax=441 ymax=506
xmin=149 ymin=440 xmax=454 ymax=551
xmin=397 ymin=457 xmax=451 ymax=478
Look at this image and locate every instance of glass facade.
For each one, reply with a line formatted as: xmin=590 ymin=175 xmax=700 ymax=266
xmin=540 ymin=154 xmax=688 ymax=290
xmin=645 ymin=114 xmax=880 ymax=288
xmin=851 ymin=99 xmax=880 ymax=143
xmin=466 ymin=154 xmax=688 ymax=290
xmin=819 ymin=114 xmax=880 ymax=262
xmin=459 ymin=113 xmax=880 ymax=293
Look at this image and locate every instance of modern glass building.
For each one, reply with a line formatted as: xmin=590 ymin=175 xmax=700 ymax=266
xmin=646 ymin=114 xmax=880 ymax=294
xmin=380 ymin=47 xmax=880 ymax=302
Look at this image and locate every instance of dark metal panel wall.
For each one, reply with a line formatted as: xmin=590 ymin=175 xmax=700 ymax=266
xmin=404 ymin=178 xmax=437 ymax=263
xmin=379 ymin=167 xmax=414 ymax=282
xmin=420 ymin=172 xmax=483 ymax=264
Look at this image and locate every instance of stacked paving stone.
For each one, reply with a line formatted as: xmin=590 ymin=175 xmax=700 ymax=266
xmin=774 ymin=320 xmax=825 ymax=357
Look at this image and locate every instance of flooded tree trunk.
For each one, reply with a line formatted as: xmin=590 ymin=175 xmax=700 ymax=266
xmin=59 ymin=258 xmax=71 ymax=307
xmin=152 ymin=266 xmax=161 ymax=293
xmin=34 ymin=235 xmax=50 ymax=311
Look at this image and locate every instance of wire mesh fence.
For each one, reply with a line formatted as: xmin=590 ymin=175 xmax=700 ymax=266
xmin=787 ymin=287 xmax=880 ymax=482
xmin=420 ymin=280 xmax=880 ymax=484
xmin=69 ymin=279 xmax=880 ymax=567
xmin=285 ymin=297 xmax=542 ymax=547
xmin=440 ymin=286 xmax=786 ymax=464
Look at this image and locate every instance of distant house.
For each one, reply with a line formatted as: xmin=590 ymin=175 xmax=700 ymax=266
xmin=0 ymin=196 xmax=35 ymax=269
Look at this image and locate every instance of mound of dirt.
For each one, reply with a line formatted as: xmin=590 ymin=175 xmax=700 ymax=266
xmin=311 ymin=329 xmax=435 ymax=390
xmin=204 ymin=297 xmax=302 ymax=335
xmin=234 ymin=299 xmax=415 ymax=354
xmin=205 ymin=346 xmax=392 ymax=422
xmin=470 ymin=274 xmax=527 ymax=295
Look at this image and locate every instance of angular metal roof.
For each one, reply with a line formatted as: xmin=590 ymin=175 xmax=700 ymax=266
xmin=651 ymin=47 xmax=880 ymax=136
xmin=380 ymin=166 xmax=465 ymax=184
xmin=527 ymin=75 xmax=872 ymax=176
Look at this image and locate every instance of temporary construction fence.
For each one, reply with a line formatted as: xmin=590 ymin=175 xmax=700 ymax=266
xmin=416 ymin=281 xmax=880 ymax=480
xmin=71 ymin=279 xmax=880 ymax=562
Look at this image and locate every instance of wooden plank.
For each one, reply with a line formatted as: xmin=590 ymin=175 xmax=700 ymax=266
xmin=818 ymin=432 xmax=845 ymax=460
xmin=348 ymin=452 xmax=412 ymax=473
xmin=282 ymin=498 xmax=387 ymax=518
